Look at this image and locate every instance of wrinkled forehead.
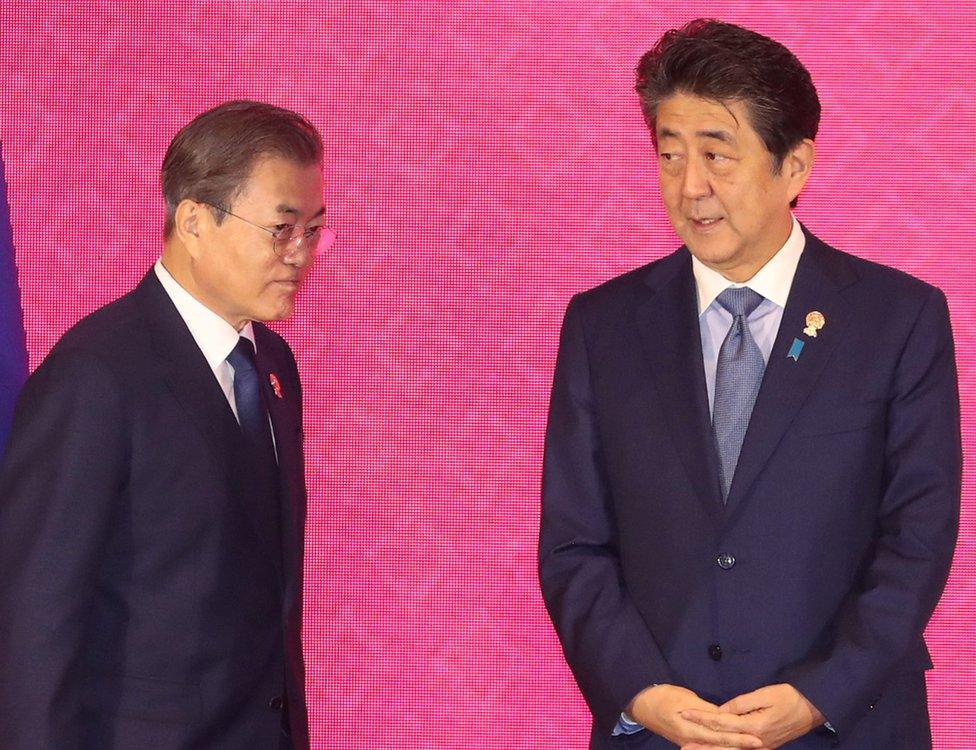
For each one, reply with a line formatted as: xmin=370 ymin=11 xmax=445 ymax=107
xmin=653 ymin=93 xmax=760 ymax=147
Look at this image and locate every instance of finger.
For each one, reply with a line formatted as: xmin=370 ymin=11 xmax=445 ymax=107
xmin=681 ymin=709 xmax=760 ymax=734
xmin=679 ymin=742 xmax=764 ymax=750
xmin=723 ymin=688 xmax=773 ymax=715
xmin=679 ymin=721 xmax=765 ymax=749
xmin=683 ymin=696 xmax=723 ymax=712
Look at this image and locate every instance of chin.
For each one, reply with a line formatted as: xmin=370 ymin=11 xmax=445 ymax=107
xmin=271 ymin=301 xmax=297 ymax=322
xmin=252 ymin=291 xmax=297 ymax=323
xmin=685 ymin=242 xmax=738 ymax=268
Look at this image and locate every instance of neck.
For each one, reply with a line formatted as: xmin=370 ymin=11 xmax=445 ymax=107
xmin=711 ymin=214 xmax=793 ymax=283
xmin=160 ymin=244 xmax=248 ymax=331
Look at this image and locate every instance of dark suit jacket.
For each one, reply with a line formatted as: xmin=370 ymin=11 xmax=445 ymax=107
xmin=539 ymin=228 xmax=961 ymax=749
xmin=0 ymin=271 xmax=309 ymax=749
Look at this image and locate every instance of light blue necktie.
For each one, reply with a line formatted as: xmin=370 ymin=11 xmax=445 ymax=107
xmin=712 ymin=287 xmax=766 ymax=502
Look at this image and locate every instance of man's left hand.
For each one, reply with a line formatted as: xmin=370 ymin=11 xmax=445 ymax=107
xmin=679 ymin=683 xmax=825 ymax=750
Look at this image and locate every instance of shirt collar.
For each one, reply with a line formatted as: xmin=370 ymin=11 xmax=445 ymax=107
xmin=692 ymin=215 xmax=805 ymax=315
xmin=153 ymin=259 xmax=255 ymax=372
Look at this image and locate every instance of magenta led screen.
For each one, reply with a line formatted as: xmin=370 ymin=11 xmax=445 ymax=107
xmin=2 ymin=1 xmax=974 ymax=747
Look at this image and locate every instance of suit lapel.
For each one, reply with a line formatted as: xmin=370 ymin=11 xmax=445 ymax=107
xmin=635 ymin=250 xmax=725 ymax=521
xmin=136 ymin=272 xmax=241 ymax=477
xmin=253 ymin=328 xmax=304 ymax=593
xmin=136 ymin=272 xmax=283 ymax=571
xmin=724 ymin=230 xmax=857 ymax=514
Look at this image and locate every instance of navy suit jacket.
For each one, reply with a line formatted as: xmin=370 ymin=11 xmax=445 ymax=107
xmin=539 ymin=229 xmax=961 ymax=749
xmin=0 ymin=272 xmax=309 ymax=749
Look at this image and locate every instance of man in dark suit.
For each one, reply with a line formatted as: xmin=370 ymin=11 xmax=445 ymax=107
xmin=539 ymin=20 xmax=960 ymax=750
xmin=0 ymin=100 xmax=331 ymax=748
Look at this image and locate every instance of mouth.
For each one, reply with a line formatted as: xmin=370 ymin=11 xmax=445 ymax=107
xmin=688 ymin=217 xmax=723 ymax=232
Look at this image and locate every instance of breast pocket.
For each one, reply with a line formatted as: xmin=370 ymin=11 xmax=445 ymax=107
xmin=83 ymin=672 xmax=202 ymax=724
xmin=792 ymin=399 xmax=886 ymax=437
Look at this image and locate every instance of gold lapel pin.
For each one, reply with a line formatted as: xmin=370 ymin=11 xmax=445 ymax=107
xmin=269 ymin=372 xmax=283 ymax=399
xmin=803 ymin=310 xmax=826 ymax=338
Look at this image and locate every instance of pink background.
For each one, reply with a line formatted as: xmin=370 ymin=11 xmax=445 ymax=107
xmin=2 ymin=1 xmax=974 ymax=746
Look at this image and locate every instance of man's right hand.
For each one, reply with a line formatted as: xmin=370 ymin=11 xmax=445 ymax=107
xmin=627 ymin=684 xmax=765 ymax=749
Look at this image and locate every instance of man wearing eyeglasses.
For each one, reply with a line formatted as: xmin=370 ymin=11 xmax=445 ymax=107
xmin=0 ymin=100 xmax=331 ymax=749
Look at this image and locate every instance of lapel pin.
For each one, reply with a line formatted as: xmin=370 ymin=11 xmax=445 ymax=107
xmin=787 ymin=337 xmax=805 ymax=362
xmin=803 ymin=310 xmax=826 ymax=337
xmin=269 ymin=372 xmax=283 ymax=399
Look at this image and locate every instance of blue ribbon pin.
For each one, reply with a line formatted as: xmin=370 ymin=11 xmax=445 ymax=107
xmin=787 ymin=337 xmax=805 ymax=362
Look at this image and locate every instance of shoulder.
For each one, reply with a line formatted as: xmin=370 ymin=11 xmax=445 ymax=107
xmin=17 ymin=288 xmax=151 ymax=417
xmin=43 ymin=286 xmax=148 ymax=370
xmin=804 ymin=233 xmax=949 ymax=346
xmin=808 ymin=231 xmax=943 ymax=307
xmin=570 ymin=248 xmax=686 ymax=320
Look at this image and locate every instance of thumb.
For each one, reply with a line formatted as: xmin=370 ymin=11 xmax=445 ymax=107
xmin=722 ymin=689 xmax=768 ymax=715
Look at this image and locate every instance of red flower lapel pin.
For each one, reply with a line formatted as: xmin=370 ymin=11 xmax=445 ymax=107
xmin=269 ymin=373 xmax=283 ymax=399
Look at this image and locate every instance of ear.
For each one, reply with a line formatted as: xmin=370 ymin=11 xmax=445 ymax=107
xmin=784 ymin=138 xmax=816 ymax=203
xmin=173 ymin=199 xmax=205 ymax=257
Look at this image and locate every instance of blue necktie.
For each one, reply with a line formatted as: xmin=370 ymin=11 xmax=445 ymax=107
xmin=712 ymin=287 xmax=766 ymax=502
xmin=226 ymin=337 xmax=275 ymax=458
xmin=226 ymin=336 xmax=281 ymax=544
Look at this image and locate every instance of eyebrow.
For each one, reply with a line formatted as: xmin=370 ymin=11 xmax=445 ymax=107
xmin=656 ymin=127 xmax=737 ymax=145
xmin=275 ymin=203 xmax=326 ymax=220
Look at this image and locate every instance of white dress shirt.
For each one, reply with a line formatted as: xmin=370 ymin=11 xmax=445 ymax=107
xmin=693 ymin=215 xmax=805 ymax=414
xmin=153 ymin=259 xmax=255 ymax=423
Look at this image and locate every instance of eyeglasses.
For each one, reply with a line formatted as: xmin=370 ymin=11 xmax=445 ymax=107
xmin=203 ymin=202 xmax=336 ymax=258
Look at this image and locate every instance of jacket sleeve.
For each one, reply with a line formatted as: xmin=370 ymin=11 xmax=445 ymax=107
xmin=0 ymin=347 xmax=127 ymax=749
xmin=781 ymin=287 xmax=961 ymax=736
xmin=538 ymin=296 xmax=673 ymax=733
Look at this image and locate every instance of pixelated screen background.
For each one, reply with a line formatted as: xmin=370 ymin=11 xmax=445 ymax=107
xmin=1 ymin=1 xmax=974 ymax=747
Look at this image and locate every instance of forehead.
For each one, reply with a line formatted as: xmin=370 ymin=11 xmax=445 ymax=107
xmin=243 ymin=155 xmax=321 ymax=190
xmin=233 ymin=156 xmax=324 ymax=221
xmin=234 ymin=155 xmax=323 ymax=210
xmin=655 ymin=92 xmax=756 ymax=143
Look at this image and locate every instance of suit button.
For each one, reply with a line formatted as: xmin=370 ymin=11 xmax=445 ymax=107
xmin=269 ymin=695 xmax=283 ymax=712
xmin=708 ymin=644 xmax=723 ymax=661
xmin=716 ymin=553 xmax=736 ymax=570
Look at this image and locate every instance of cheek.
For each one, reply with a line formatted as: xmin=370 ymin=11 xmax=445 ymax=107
xmin=659 ymin=178 xmax=684 ymax=213
xmin=711 ymin=178 xmax=752 ymax=221
xmin=239 ymin=255 xmax=275 ymax=286
xmin=223 ymin=265 xmax=256 ymax=295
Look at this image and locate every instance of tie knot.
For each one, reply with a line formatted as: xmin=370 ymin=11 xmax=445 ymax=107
xmin=716 ymin=287 xmax=764 ymax=318
xmin=226 ymin=336 xmax=257 ymax=371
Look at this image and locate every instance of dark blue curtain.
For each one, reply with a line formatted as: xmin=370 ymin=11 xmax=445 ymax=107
xmin=0 ymin=142 xmax=28 ymax=459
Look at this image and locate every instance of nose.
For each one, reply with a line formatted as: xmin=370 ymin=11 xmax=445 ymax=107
xmin=680 ymin=156 xmax=712 ymax=200
xmin=280 ymin=242 xmax=315 ymax=267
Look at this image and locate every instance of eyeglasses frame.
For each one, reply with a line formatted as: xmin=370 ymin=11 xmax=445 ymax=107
xmin=201 ymin=201 xmax=335 ymax=257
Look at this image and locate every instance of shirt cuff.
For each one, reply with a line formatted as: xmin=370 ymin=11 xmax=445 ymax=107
xmin=612 ymin=712 xmax=644 ymax=736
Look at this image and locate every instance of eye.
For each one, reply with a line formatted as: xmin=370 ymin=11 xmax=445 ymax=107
xmin=304 ymin=226 xmax=323 ymax=240
xmin=705 ymin=152 xmax=729 ymax=162
xmin=272 ymin=224 xmax=295 ymax=239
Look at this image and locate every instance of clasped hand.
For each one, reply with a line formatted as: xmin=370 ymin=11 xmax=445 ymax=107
xmin=628 ymin=683 xmax=823 ymax=750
